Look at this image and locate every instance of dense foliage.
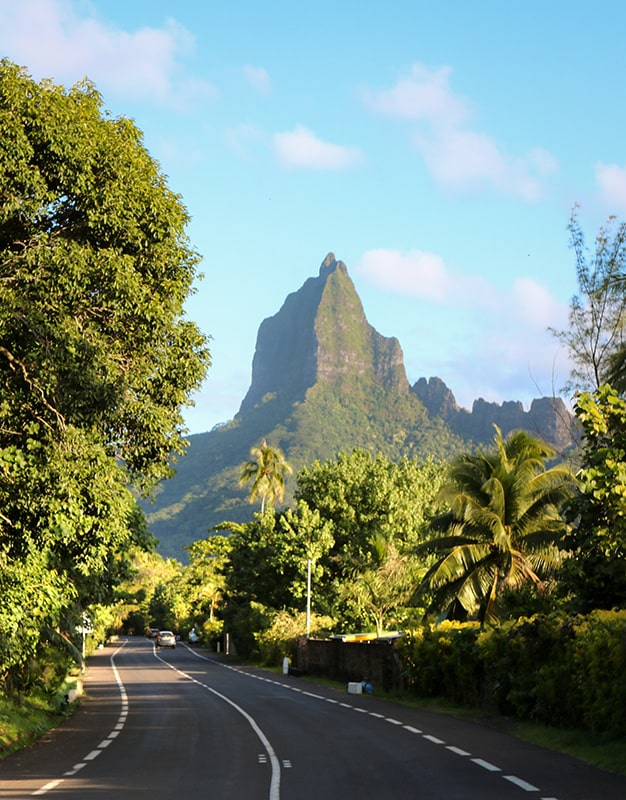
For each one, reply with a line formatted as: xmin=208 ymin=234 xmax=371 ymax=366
xmin=416 ymin=428 xmax=576 ymax=623
xmin=560 ymin=385 xmax=626 ymax=610
xmin=0 ymin=62 xmax=209 ymax=694
xmin=399 ymin=610 xmax=626 ymax=737
xmin=213 ymin=450 xmax=446 ymax=657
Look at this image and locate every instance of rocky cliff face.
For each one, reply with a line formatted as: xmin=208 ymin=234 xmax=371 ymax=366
xmin=238 ymin=253 xmax=408 ymax=415
xmin=412 ymin=377 xmax=576 ymax=452
xmin=239 ymin=253 xmax=575 ymax=449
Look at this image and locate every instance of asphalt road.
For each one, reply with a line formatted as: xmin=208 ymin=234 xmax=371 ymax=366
xmin=1 ymin=637 xmax=625 ymax=799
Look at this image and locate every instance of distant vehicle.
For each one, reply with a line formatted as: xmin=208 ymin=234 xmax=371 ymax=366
xmin=156 ymin=630 xmax=176 ymax=648
xmin=188 ymin=628 xmax=199 ymax=644
xmin=147 ymin=627 xmax=159 ymax=639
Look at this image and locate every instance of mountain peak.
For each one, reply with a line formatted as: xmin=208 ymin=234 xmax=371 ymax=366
xmin=319 ymin=252 xmax=348 ymax=278
xmin=237 ymin=253 xmax=407 ymax=417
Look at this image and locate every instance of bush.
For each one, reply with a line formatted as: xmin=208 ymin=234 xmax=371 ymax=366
xmin=199 ymin=619 xmax=224 ymax=649
xmin=399 ymin=610 xmax=626 ymax=737
xmin=400 ymin=622 xmax=482 ymax=706
xmin=256 ymin=610 xmax=335 ymax=666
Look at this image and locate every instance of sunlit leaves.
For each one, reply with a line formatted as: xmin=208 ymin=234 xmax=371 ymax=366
xmin=0 ymin=60 xmax=209 ymax=688
xmin=417 ymin=428 xmax=575 ymax=623
xmin=561 ymin=385 xmax=626 ymax=610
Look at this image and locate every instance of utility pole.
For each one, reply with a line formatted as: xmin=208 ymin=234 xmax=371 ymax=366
xmin=306 ymin=558 xmax=312 ymax=637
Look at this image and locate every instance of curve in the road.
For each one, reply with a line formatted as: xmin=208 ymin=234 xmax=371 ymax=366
xmin=182 ymin=644 xmax=561 ymax=800
xmin=154 ymin=644 xmax=281 ymax=800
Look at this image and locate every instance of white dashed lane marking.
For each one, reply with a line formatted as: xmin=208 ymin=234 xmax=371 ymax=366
xmin=33 ymin=641 xmax=130 ymax=795
xmin=184 ymin=646 xmax=564 ymax=800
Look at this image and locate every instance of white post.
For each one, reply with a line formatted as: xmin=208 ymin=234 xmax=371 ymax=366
xmin=306 ymin=558 xmax=312 ymax=637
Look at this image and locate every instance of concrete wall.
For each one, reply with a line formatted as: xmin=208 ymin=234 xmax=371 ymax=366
xmin=295 ymin=637 xmax=404 ymax=692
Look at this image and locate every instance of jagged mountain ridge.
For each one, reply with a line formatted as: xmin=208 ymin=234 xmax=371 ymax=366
xmin=144 ymin=253 xmax=576 ymax=560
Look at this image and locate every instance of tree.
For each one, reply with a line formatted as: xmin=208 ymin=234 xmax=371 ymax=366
xmin=560 ymin=385 xmax=626 ymax=611
xmin=183 ymin=534 xmax=232 ymax=631
xmin=0 ymin=61 xmax=210 ymax=687
xmin=222 ymin=503 xmax=334 ymax=612
xmin=342 ymin=532 xmax=420 ymax=636
xmin=239 ymin=440 xmax=292 ymax=512
xmin=295 ymin=449 xmax=445 ymax=578
xmin=218 ymin=504 xmax=334 ymax=656
xmin=551 ymin=208 xmax=626 ymax=394
xmin=416 ymin=427 xmax=575 ymax=624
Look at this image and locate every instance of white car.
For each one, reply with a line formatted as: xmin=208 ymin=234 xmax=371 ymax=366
xmin=156 ymin=630 xmax=176 ymax=648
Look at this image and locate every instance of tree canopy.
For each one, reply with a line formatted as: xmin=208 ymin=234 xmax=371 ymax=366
xmin=0 ymin=61 xmax=210 ymax=690
xmin=416 ymin=428 xmax=575 ymax=623
xmin=560 ymin=385 xmax=626 ymax=611
xmin=551 ymin=208 xmax=626 ymax=394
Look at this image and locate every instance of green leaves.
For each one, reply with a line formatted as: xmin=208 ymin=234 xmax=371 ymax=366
xmin=0 ymin=61 xmax=209 ymax=690
xmin=417 ymin=428 xmax=575 ymax=623
xmin=239 ymin=440 xmax=292 ymax=512
xmin=561 ymin=385 xmax=626 ymax=610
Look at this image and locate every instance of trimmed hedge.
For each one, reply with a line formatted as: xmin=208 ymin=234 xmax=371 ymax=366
xmin=398 ymin=610 xmax=626 ymax=737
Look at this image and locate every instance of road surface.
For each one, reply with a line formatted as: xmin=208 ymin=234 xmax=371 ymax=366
xmin=1 ymin=637 xmax=625 ymax=799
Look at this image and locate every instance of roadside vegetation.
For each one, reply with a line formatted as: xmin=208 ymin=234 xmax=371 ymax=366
xmin=1 ymin=65 xmax=625 ymax=773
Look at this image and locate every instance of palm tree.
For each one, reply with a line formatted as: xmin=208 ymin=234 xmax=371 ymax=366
xmin=239 ymin=439 xmax=292 ymax=513
xmin=415 ymin=427 xmax=575 ymax=624
xmin=344 ymin=531 xmax=419 ymax=636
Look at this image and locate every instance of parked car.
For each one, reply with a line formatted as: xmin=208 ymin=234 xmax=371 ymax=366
xmin=156 ymin=630 xmax=176 ymax=648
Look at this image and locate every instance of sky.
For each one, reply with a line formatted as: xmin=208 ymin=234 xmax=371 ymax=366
xmin=1 ymin=0 xmax=624 ymax=434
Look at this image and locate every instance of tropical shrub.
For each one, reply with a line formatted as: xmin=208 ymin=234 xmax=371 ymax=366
xmin=399 ymin=610 xmax=626 ymax=736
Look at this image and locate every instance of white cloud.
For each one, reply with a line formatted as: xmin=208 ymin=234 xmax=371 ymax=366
xmin=274 ymin=125 xmax=364 ymax=170
xmin=364 ymin=62 xmax=557 ymax=200
xmin=595 ymin=162 xmax=626 ymax=213
xmin=355 ymin=248 xmax=565 ymax=328
xmin=415 ymin=128 xmax=547 ymax=201
xmin=509 ymin=277 xmax=564 ymax=329
xmin=354 ymin=248 xmax=495 ymax=307
xmin=363 ymin=63 xmax=469 ymax=127
xmin=0 ymin=0 xmax=217 ymax=107
xmin=242 ymin=65 xmax=271 ymax=94
xmin=354 ymin=247 xmax=571 ymax=407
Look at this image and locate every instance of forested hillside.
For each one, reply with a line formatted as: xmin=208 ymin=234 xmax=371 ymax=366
xmin=143 ymin=254 xmax=576 ymax=560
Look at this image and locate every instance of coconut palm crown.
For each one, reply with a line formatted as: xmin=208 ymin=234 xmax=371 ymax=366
xmin=239 ymin=439 xmax=293 ymax=513
xmin=414 ymin=426 xmax=575 ymax=624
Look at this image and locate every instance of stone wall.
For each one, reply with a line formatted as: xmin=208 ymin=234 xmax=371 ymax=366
xmin=295 ymin=637 xmax=404 ymax=692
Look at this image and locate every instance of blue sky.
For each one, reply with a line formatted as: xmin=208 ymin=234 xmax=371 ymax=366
xmin=1 ymin=0 xmax=624 ymax=434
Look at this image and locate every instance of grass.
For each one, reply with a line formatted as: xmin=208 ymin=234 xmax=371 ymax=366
xmin=0 ymin=675 xmax=82 ymax=759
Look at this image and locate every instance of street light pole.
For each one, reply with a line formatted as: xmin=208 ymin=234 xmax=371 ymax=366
xmin=306 ymin=558 xmax=312 ymax=637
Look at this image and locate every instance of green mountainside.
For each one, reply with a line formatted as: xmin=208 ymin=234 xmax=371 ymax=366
xmin=143 ymin=253 xmax=576 ymax=560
